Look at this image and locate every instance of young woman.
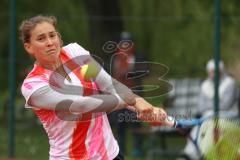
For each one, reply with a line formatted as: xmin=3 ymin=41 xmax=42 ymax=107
xmin=19 ymin=15 xmax=171 ymax=160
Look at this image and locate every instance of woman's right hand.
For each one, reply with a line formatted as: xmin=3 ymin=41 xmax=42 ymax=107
xmin=119 ymin=93 xmax=154 ymax=114
xmin=148 ymin=107 xmax=175 ymax=127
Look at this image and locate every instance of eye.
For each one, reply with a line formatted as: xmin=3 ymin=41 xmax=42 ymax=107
xmin=37 ymin=36 xmax=45 ymax=42
xmin=49 ymin=32 xmax=57 ymax=39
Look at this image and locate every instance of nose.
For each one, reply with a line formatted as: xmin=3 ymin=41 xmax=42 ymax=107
xmin=46 ymin=37 xmax=54 ymax=46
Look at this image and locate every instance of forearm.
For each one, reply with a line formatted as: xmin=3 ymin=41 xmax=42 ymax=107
xmin=111 ymin=78 xmax=138 ymax=106
xmin=95 ymin=66 xmax=171 ymax=125
xmin=95 ymin=67 xmax=138 ymax=106
xmin=91 ymin=57 xmax=155 ymax=114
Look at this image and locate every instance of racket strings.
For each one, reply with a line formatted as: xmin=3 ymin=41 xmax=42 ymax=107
xmin=198 ymin=118 xmax=240 ymax=159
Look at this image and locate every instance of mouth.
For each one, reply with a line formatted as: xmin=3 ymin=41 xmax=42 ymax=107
xmin=46 ymin=49 xmax=56 ymax=54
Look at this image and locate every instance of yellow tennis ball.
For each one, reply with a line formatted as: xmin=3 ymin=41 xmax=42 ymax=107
xmin=80 ymin=63 xmax=99 ymax=81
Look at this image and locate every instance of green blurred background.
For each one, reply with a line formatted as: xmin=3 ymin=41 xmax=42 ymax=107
xmin=1 ymin=0 xmax=240 ymax=159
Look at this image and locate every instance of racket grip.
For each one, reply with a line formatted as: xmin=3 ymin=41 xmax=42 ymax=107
xmin=167 ymin=116 xmax=205 ymax=128
xmin=166 ymin=116 xmax=185 ymax=128
xmin=174 ymin=118 xmax=203 ymax=128
xmin=172 ymin=120 xmax=187 ymax=128
xmin=166 ymin=116 xmax=177 ymax=127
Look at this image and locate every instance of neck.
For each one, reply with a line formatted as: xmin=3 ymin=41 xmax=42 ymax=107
xmin=36 ymin=56 xmax=71 ymax=82
xmin=36 ymin=57 xmax=62 ymax=71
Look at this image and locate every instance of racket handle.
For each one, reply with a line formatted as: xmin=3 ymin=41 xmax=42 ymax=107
xmin=166 ymin=116 xmax=177 ymax=127
xmin=167 ymin=116 xmax=203 ymax=128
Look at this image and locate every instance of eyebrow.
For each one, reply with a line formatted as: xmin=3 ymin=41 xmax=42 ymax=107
xmin=36 ymin=31 xmax=57 ymax=38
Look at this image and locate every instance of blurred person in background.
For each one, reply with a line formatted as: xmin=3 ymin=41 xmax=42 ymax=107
xmin=197 ymin=59 xmax=238 ymax=115
xmin=182 ymin=59 xmax=238 ymax=160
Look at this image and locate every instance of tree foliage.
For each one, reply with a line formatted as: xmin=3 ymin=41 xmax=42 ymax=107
xmin=1 ymin=0 xmax=240 ymax=93
xmin=119 ymin=0 xmax=240 ymax=77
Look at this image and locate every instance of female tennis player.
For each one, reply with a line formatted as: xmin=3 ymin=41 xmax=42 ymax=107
xmin=19 ymin=15 xmax=172 ymax=160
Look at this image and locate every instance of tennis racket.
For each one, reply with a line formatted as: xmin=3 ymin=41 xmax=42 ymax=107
xmin=169 ymin=114 xmax=240 ymax=160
